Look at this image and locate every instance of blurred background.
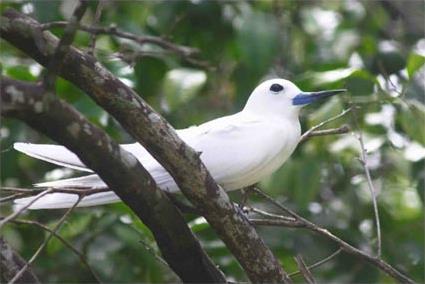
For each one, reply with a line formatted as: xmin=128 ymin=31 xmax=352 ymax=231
xmin=1 ymin=0 xmax=424 ymax=283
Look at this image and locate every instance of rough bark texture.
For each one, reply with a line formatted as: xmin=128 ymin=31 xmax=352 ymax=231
xmin=0 ymin=77 xmax=225 ymax=283
xmin=0 ymin=237 xmax=40 ymax=284
xmin=1 ymin=9 xmax=290 ymax=282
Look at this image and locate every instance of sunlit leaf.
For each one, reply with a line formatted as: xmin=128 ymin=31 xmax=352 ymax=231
xmin=407 ymin=53 xmax=425 ymax=79
xmin=5 ymin=65 xmax=37 ymax=81
xmin=398 ymin=99 xmax=425 ymax=145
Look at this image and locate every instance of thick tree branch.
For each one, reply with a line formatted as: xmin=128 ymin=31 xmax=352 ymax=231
xmin=1 ymin=9 xmax=290 ymax=282
xmin=0 ymin=77 xmax=225 ymax=283
xmin=0 ymin=237 xmax=40 ymax=284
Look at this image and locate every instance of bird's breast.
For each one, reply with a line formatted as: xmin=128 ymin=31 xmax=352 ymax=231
xmin=217 ymin=119 xmax=301 ymax=190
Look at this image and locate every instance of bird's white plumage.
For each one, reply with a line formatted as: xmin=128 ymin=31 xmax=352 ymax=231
xmin=13 ymin=79 xmax=315 ymax=209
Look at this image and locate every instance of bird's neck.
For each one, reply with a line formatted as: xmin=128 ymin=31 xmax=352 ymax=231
xmin=241 ymin=107 xmax=300 ymax=122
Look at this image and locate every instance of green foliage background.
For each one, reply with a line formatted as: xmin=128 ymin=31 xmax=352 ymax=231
xmin=1 ymin=1 xmax=424 ymax=283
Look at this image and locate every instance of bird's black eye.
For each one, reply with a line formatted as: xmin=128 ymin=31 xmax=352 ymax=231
xmin=270 ymin=83 xmax=284 ymax=93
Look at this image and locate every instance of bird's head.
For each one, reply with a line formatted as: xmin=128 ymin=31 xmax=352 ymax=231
xmin=243 ymin=78 xmax=346 ymax=119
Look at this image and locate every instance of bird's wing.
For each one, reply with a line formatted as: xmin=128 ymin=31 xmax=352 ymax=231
xmin=179 ymin=113 xmax=287 ymax=190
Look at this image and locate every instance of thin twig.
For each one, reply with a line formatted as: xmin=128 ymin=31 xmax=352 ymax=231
xmin=115 ymin=49 xmax=211 ymax=69
xmin=88 ymin=0 xmax=105 ymax=56
xmin=0 ymin=189 xmax=53 ymax=230
xmin=351 ymin=106 xmax=382 ymax=257
xmin=251 ymin=187 xmax=415 ymax=284
xmin=8 ymin=196 xmax=83 ymax=284
xmin=43 ymin=1 xmax=89 ymax=90
xmin=300 ymin=108 xmax=352 ymax=142
xmin=0 ymin=193 xmax=25 ymax=203
xmin=40 ymin=20 xmax=210 ymax=68
xmin=289 ymin=248 xmax=342 ymax=277
xmin=249 ymin=218 xmax=304 ymax=228
xmin=244 ymin=206 xmax=298 ymax=223
xmin=300 ymin=125 xmax=351 ymax=143
xmin=1 ymin=186 xmax=108 ymax=196
xmin=294 ymin=254 xmax=316 ymax=284
xmin=1 ymin=187 xmax=42 ymax=193
xmin=5 ymin=218 xmax=102 ymax=283
xmin=40 ymin=21 xmax=199 ymax=58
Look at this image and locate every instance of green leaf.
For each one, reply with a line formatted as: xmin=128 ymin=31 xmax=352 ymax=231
xmin=345 ymin=70 xmax=376 ymax=96
xmin=188 ymin=216 xmax=210 ymax=233
xmin=5 ymin=65 xmax=37 ymax=81
xmin=398 ymin=99 xmax=425 ymax=145
xmin=407 ymin=53 xmax=425 ymax=79
xmin=134 ymin=56 xmax=168 ymax=101
xmin=370 ymin=50 xmax=406 ymax=75
xmin=33 ymin=0 xmax=61 ymax=22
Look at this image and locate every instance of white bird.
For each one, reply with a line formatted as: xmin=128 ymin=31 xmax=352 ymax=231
xmin=13 ymin=78 xmax=345 ymax=209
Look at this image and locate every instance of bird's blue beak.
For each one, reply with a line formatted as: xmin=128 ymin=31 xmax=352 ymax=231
xmin=292 ymin=89 xmax=346 ymax=106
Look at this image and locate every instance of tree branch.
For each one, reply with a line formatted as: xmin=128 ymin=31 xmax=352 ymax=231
xmin=0 ymin=237 xmax=40 ymax=284
xmin=5 ymin=218 xmax=102 ymax=283
xmin=40 ymin=21 xmax=202 ymax=62
xmin=250 ymin=188 xmax=416 ymax=284
xmin=288 ymin=248 xmax=342 ymax=277
xmin=0 ymin=76 xmax=225 ymax=283
xmin=0 ymin=189 xmax=54 ymax=230
xmin=351 ymin=106 xmax=382 ymax=257
xmin=300 ymin=108 xmax=352 ymax=142
xmin=1 ymin=9 xmax=290 ymax=282
xmin=44 ymin=0 xmax=88 ymax=91
xmin=7 ymin=196 xmax=83 ymax=284
xmin=300 ymin=125 xmax=351 ymax=143
xmin=88 ymin=0 xmax=105 ymax=56
xmin=294 ymin=255 xmax=316 ymax=284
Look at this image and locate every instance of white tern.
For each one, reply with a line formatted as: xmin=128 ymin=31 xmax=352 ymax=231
xmin=13 ymin=78 xmax=345 ymax=209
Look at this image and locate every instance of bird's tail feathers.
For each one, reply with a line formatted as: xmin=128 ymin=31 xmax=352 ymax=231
xmin=14 ymin=174 xmax=117 ymax=210
xmin=13 ymin=143 xmax=91 ymax=172
xmin=14 ymin=190 xmax=119 ymax=210
xmin=34 ymin=174 xmax=106 ymax=189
